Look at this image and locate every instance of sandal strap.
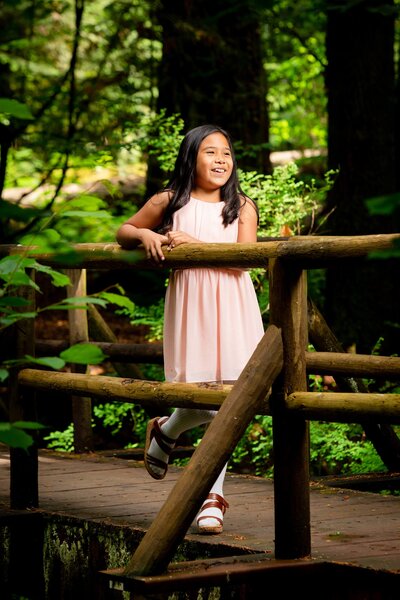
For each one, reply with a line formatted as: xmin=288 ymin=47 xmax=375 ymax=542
xmin=145 ymin=454 xmax=169 ymax=472
xmin=197 ymin=514 xmax=223 ymax=527
xmin=151 ymin=417 xmax=175 ymax=455
xmin=200 ymin=493 xmax=229 ymax=515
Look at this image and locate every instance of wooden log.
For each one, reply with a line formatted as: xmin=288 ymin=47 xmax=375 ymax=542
xmin=18 ymin=368 xmax=400 ymax=423
xmin=65 ymin=269 xmax=93 ymax=453
xmin=9 ymin=270 xmax=38 ymax=509
xmin=269 ymin=258 xmax=310 ymax=560
xmin=287 ymin=392 xmax=400 ymax=423
xmin=18 ymin=370 xmax=237 ymax=411
xmin=306 ymin=351 xmax=400 ymax=378
xmin=123 ymin=325 xmax=283 ymax=577
xmin=308 ymin=298 xmax=400 ymax=471
xmin=35 ymin=339 xmax=164 ymax=363
xmin=1 ymin=234 xmax=399 ymax=269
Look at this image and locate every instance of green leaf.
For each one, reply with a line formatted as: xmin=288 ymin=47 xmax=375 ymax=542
xmin=33 ymin=263 xmax=70 ymax=287
xmin=0 ymin=98 xmax=34 ymax=120
xmin=0 ymin=200 xmax=44 ymax=221
xmin=46 ymin=296 xmax=108 ymax=310
xmin=365 ymin=193 xmax=400 ymax=216
xmin=0 ymin=312 xmax=38 ymax=326
xmin=0 ymin=424 xmax=33 ymax=449
xmin=98 ymin=292 xmax=135 ymax=312
xmin=0 ymin=271 xmax=41 ymax=291
xmin=60 ymin=211 xmax=111 ymax=219
xmin=23 ymin=355 xmax=65 ymax=370
xmin=0 ymin=296 xmax=30 ymax=307
xmin=60 ymin=343 xmax=107 ymax=365
xmin=12 ymin=420 xmax=47 ymax=430
xmin=0 ymin=368 xmax=9 ymax=382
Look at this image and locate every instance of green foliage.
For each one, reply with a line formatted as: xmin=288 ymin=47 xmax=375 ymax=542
xmin=0 ymin=98 xmax=34 ymax=122
xmin=240 ymin=162 xmax=336 ymax=236
xmin=264 ymin=0 xmax=327 ymax=151
xmin=129 ymin=298 xmax=165 ymax=342
xmin=134 ymin=110 xmax=185 ymax=176
xmin=365 ymin=193 xmax=400 ymax=259
xmin=0 ymin=420 xmax=46 ymax=449
xmin=230 ymin=416 xmax=274 ymax=477
xmin=309 ymin=422 xmax=385 ymax=476
xmin=44 ymin=423 xmax=75 ymax=453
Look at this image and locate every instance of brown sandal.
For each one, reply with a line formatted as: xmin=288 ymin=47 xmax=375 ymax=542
xmin=144 ymin=417 xmax=175 ymax=480
xmin=196 ymin=493 xmax=229 ymax=535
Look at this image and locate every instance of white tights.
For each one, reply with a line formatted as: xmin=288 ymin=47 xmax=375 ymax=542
xmin=148 ymin=408 xmax=228 ymax=526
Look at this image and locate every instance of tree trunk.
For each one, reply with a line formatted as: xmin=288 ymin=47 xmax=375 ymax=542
xmin=324 ymin=0 xmax=399 ymax=353
xmin=146 ymin=0 xmax=271 ymax=195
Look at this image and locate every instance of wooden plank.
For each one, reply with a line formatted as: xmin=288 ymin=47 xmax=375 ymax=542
xmin=269 ymin=258 xmax=310 ymax=559
xmin=123 ymin=325 xmax=283 ymax=576
xmin=2 ymin=449 xmax=400 ymax=572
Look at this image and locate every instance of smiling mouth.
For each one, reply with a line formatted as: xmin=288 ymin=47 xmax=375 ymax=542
xmin=212 ymin=168 xmax=226 ymax=173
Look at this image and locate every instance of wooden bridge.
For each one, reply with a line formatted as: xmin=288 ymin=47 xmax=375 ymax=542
xmin=1 ymin=233 xmax=400 ymax=597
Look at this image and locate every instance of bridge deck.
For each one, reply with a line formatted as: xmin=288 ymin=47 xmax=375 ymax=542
xmin=1 ymin=448 xmax=400 ymax=574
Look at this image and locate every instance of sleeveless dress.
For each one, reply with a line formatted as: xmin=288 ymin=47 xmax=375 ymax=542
xmin=163 ymin=196 xmax=265 ymax=383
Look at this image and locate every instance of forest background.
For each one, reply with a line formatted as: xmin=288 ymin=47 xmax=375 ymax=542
xmin=0 ymin=0 xmax=399 ymax=480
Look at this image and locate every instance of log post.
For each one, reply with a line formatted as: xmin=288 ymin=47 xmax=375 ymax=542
xmin=308 ymin=298 xmax=400 ymax=471
xmin=9 ymin=270 xmax=38 ymax=508
xmin=65 ymin=269 xmax=93 ymax=453
xmin=269 ymin=258 xmax=310 ymax=559
xmin=123 ymin=325 xmax=283 ymax=577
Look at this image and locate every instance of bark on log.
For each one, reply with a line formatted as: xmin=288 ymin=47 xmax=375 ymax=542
xmin=9 ymin=272 xmax=38 ymax=509
xmin=2 ymin=234 xmax=399 ymax=269
xmin=308 ymin=298 xmax=400 ymax=471
xmin=66 ymin=269 xmax=93 ymax=453
xmin=287 ymin=392 xmax=400 ymax=423
xmin=306 ymin=351 xmax=400 ymax=378
xmin=18 ymin=370 xmax=238 ymax=411
xmin=269 ymin=258 xmax=310 ymax=559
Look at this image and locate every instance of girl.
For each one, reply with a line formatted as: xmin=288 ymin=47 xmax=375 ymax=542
xmin=116 ymin=124 xmax=264 ymax=534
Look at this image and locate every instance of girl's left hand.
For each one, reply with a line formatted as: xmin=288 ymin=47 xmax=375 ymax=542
xmin=167 ymin=230 xmax=199 ymax=250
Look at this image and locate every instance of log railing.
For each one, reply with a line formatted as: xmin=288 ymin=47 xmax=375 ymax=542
xmin=2 ymin=234 xmax=400 ymax=578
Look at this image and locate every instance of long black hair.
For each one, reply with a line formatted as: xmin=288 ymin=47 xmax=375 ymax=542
xmin=159 ymin=124 xmax=252 ymax=233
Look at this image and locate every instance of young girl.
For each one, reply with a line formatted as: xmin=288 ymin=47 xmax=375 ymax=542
xmin=116 ymin=124 xmax=264 ymax=534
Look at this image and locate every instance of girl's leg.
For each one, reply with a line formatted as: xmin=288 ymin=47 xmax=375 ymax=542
xmin=146 ymin=408 xmax=217 ymax=478
xmin=196 ymin=463 xmax=228 ymax=533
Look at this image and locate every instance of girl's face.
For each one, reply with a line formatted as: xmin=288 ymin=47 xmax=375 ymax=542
xmin=194 ymin=132 xmax=233 ymax=192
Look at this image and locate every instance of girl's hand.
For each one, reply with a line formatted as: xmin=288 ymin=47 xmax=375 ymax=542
xmin=166 ymin=230 xmax=199 ymax=250
xmin=139 ymin=229 xmax=169 ymax=264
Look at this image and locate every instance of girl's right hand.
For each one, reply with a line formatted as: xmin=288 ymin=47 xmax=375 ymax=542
xmin=139 ymin=229 xmax=169 ymax=264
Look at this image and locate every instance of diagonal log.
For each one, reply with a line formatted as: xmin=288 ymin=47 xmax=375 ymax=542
xmin=123 ymin=324 xmax=283 ymax=577
xmin=307 ymin=298 xmax=400 ymax=471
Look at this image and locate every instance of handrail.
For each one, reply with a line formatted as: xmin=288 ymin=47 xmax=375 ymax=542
xmin=1 ymin=233 xmax=399 ymax=269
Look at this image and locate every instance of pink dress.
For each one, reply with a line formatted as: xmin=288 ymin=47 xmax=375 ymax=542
xmin=163 ymin=196 xmax=265 ymax=383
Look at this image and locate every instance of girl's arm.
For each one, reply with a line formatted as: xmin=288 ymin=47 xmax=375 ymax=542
xmin=116 ymin=191 xmax=170 ymax=263
xmin=237 ymin=197 xmax=259 ymax=242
